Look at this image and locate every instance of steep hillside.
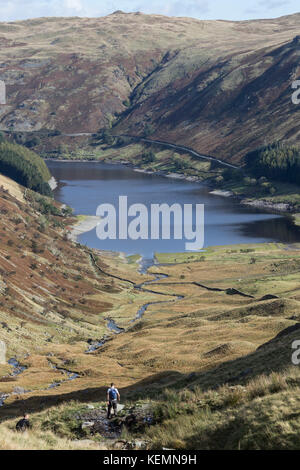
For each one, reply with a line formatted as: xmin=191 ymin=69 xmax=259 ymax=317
xmin=0 ymin=12 xmax=300 ymax=161
xmin=0 ymin=175 xmax=163 ymax=411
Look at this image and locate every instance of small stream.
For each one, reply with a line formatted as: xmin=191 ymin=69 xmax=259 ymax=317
xmin=132 ymin=259 xmax=183 ymax=322
xmin=0 ymin=357 xmax=80 ymax=407
xmin=87 ymin=255 xmax=184 ymax=349
xmin=7 ymin=358 xmax=27 ymax=377
xmin=0 ymin=256 xmax=183 ymax=406
xmin=0 ymin=248 xmax=256 ymax=408
xmin=46 ymin=360 xmax=79 ymax=389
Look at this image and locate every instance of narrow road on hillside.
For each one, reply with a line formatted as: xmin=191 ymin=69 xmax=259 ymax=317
xmin=62 ymin=133 xmax=240 ymax=170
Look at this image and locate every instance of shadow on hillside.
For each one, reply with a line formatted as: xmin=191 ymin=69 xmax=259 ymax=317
xmin=1 ymin=324 xmax=299 ymax=422
xmin=0 ymin=371 xmax=184 ymax=422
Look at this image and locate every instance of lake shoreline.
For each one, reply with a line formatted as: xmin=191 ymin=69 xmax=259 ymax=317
xmin=67 ymin=215 xmax=101 ymax=243
xmin=46 ymin=157 xmax=299 ymax=228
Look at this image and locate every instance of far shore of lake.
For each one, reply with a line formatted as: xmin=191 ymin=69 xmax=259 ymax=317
xmin=47 ymin=157 xmax=299 ymax=228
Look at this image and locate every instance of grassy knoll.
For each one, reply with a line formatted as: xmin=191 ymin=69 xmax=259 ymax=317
xmin=221 ymin=178 xmax=300 ymax=212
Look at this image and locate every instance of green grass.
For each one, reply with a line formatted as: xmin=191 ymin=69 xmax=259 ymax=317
xmin=220 ymin=178 xmax=300 ymax=210
xmin=8 ymin=367 xmax=299 ymax=450
xmin=143 ymin=368 xmax=300 ymax=450
xmin=155 ymin=243 xmax=282 ymax=264
xmin=126 ymin=254 xmax=141 ymax=264
xmin=293 ymin=214 xmax=300 ymax=227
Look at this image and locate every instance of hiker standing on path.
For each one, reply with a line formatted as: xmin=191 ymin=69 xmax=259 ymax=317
xmin=107 ymin=383 xmax=120 ymax=419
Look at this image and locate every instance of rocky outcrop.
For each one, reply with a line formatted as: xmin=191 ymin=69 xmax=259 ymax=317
xmin=241 ymin=199 xmax=294 ymax=212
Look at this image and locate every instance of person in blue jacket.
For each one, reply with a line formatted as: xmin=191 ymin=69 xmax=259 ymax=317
xmin=106 ymin=383 xmax=120 ymax=419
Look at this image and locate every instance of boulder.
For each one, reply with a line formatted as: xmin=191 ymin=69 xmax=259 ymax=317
xmin=13 ymin=386 xmax=26 ymax=395
xmin=81 ymin=421 xmax=94 ymax=430
xmin=134 ymin=439 xmax=148 ymax=449
xmin=113 ymin=440 xmax=127 ymax=450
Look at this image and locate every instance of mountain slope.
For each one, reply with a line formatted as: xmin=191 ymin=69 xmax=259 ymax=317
xmin=0 ymin=13 xmax=300 ymax=161
xmin=0 ymin=175 xmax=162 ymax=408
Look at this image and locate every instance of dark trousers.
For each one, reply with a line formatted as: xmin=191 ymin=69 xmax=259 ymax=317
xmin=107 ymin=399 xmax=117 ymax=418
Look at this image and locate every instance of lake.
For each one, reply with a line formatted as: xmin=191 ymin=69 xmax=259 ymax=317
xmin=47 ymin=161 xmax=300 ymax=257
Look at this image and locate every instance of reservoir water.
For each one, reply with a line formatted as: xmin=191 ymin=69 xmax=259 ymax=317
xmin=47 ymin=161 xmax=300 ymax=257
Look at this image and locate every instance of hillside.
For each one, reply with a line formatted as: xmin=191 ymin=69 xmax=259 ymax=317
xmin=0 ymin=12 xmax=300 ymax=161
xmin=0 ymin=175 xmax=299 ymax=448
xmin=0 ymin=176 xmax=159 ymax=393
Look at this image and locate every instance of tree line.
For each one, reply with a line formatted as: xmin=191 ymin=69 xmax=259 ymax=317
xmin=0 ymin=137 xmax=52 ymax=196
xmin=244 ymin=142 xmax=300 ymax=185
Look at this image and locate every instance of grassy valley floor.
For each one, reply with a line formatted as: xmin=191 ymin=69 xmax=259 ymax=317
xmin=0 ymin=184 xmax=299 ymax=451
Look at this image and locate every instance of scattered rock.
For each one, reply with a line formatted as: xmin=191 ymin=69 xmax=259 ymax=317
xmin=13 ymin=386 xmax=26 ymax=395
xmin=133 ymin=439 xmax=148 ymax=449
xmin=78 ymin=402 xmax=154 ymax=439
xmin=112 ymin=439 xmax=148 ymax=450
xmin=241 ymin=199 xmax=293 ymax=212
xmin=0 ymin=393 xmax=9 ymax=406
xmin=210 ymin=190 xmax=234 ymax=197
xmin=81 ymin=421 xmax=95 ymax=429
xmin=113 ymin=440 xmax=128 ymax=450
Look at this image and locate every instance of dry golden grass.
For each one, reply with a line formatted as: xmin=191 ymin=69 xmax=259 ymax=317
xmin=1 ymin=228 xmax=299 ymax=413
xmin=0 ymin=177 xmax=299 ymax=449
xmin=0 ymin=174 xmax=24 ymax=202
xmin=144 ymin=367 xmax=300 ymax=450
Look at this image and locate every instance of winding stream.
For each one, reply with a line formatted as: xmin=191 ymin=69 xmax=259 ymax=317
xmin=0 ymin=248 xmax=270 ymax=408
xmin=90 ymin=252 xmax=184 ymax=333
xmin=0 ymin=358 xmax=80 ymax=407
xmin=88 ymin=247 xmax=263 ymax=350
